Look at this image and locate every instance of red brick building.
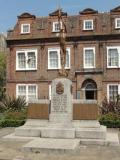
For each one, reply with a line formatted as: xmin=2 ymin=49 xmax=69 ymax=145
xmin=6 ymin=6 xmax=120 ymax=103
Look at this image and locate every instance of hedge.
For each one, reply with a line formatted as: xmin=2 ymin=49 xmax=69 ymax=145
xmin=0 ymin=119 xmax=25 ymax=127
xmin=99 ymin=119 xmax=120 ymax=128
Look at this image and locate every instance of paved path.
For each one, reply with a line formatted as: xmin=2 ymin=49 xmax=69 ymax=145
xmin=0 ymin=128 xmax=119 ymax=160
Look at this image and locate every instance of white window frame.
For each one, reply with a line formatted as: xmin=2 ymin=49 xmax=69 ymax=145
xmin=21 ymin=24 xmax=30 ymax=34
xmin=83 ymin=47 xmax=95 ymax=69
xmin=52 ymin=22 xmax=62 ymax=32
xmin=48 ymin=47 xmax=71 ymax=69
xmin=107 ymin=46 xmax=120 ymax=68
xmin=16 ymin=84 xmax=38 ymax=102
xmin=16 ymin=49 xmax=37 ymax=71
xmin=48 ymin=48 xmax=60 ymax=69
xmin=83 ymin=20 xmax=93 ymax=30
xmin=115 ymin=18 xmax=120 ymax=29
xmin=107 ymin=84 xmax=120 ymax=101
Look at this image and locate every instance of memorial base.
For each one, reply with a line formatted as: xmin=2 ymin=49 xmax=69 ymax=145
xmin=41 ymin=127 xmax=75 ymax=138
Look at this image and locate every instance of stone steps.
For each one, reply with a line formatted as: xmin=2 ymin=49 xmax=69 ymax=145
xmin=76 ymin=125 xmax=107 ymax=139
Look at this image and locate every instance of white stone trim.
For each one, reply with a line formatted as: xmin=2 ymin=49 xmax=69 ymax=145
xmin=49 ymin=84 xmax=52 ymax=100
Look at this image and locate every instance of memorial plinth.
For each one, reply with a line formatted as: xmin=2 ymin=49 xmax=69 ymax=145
xmin=41 ymin=78 xmax=75 ymax=138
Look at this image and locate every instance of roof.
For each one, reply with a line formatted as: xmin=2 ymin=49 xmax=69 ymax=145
xmin=18 ymin=12 xmax=36 ymax=19
xmin=110 ymin=6 xmax=120 ymax=13
xmin=79 ymin=8 xmax=98 ymax=15
xmin=49 ymin=9 xmax=67 ymax=16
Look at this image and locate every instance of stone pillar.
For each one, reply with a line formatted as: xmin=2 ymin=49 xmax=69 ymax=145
xmin=49 ymin=78 xmax=73 ymax=124
xmin=41 ymin=78 xmax=75 ymax=138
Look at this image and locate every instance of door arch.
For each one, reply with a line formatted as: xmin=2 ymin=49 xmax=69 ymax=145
xmin=82 ymin=79 xmax=97 ymax=100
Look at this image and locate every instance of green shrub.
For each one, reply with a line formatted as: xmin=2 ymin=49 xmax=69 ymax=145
xmin=99 ymin=119 xmax=120 ymax=128
xmin=0 ymin=119 xmax=25 ymax=127
xmin=0 ymin=96 xmax=27 ymax=112
xmin=4 ymin=110 xmax=27 ymax=121
xmin=0 ymin=107 xmax=27 ymax=128
xmin=99 ymin=112 xmax=120 ymax=128
xmin=99 ymin=112 xmax=120 ymax=121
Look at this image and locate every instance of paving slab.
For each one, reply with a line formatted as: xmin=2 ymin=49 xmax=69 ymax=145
xmin=2 ymin=133 xmax=37 ymax=142
xmin=23 ymin=138 xmax=80 ymax=153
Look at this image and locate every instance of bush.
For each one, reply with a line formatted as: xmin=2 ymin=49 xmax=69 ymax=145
xmin=100 ymin=112 xmax=120 ymax=121
xmin=99 ymin=119 xmax=120 ymax=128
xmin=99 ymin=96 xmax=120 ymax=128
xmin=101 ymin=96 xmax=120 ymax=115
xmin=4 ymin=110 xmax=27 ymax=121
xmin=99 ymin=112 xmax=120 ymax=128
xmin=0 ymin=107 xmax=27 ymax=128
xmin=0 ymin=119 xmax=25 ymax=127
xmin=0 ymin=96 xmax=27 ymax=112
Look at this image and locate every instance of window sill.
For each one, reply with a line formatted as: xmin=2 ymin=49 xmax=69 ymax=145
xmin=83 ymin=29 xmax=94 ymax=31
xmin=52 ymin=31 xmax=60 ymax=33
xmin=107 ymin=66 xmax=120 ymax=69
xmin=47 ymin=68 xmax=70 ymax=70
xmin=20 ymin=32 xmax=30 ymax=35
xmin=83 ymin=67 xmax=95 ymax=69
xmin=16 ymin=69 xmax=37 ymax=72
xmin=115 ymin=27 xmax=120 ymax=30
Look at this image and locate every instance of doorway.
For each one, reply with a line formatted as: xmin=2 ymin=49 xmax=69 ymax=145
xmin=82 ymin=79 xmax=97 ymax=100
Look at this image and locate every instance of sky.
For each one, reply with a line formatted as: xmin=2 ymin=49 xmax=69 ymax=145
xmin=0 ymin=0 xmax=120 ymax=33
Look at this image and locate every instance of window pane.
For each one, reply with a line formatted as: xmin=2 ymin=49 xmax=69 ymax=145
xmin=28 ymin=85 xmax=36 ymax=100
xmin=65 ymin=50 xmax=69 ymax=68
xmin=49 ymin=51 xmax=58 ymax=68
xmin=27 ymin=52 xmax=36 ymax=68
xmin=18 ymin=86 xmax=26 ymax=100
xmin=117 ymin=19 xmax=120 ymax=28
xmin=108 ymin=49 xmax=118 ymax=67
xmin=18 ymin=52 xmax=26 ymax=69
xmin=18 ymin=86 xmax=26 ymax=94
xmin=85 ymin=49 xmax=94 ymax=67
xmin=55 ymin=23 xmax=60 ymax=31
xmin=109 ymin=85 xmax=118 ymax=100
xmin=23 ymin=25 xmax=29 ymax=33
xmin=85 ymin=21 xmax=92 ymax=29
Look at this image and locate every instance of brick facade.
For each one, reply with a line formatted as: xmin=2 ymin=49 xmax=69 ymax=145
xmin=6 ymin=7 xmax=120 ymax=103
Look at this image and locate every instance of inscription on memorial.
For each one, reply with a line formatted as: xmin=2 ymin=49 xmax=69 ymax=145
xmin=52 ymin=94 xmax=67 ymax=112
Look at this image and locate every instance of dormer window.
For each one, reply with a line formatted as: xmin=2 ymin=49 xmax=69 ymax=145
xmin=115 ymin=18 xmax=120 ymax=29
xmin=21 ymin=24 xmax=30 ymax=34
xmin=83 ymin=20 xmax=93 ymax=30
xmin=52 ymin=22 xmax=62 ymax=32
